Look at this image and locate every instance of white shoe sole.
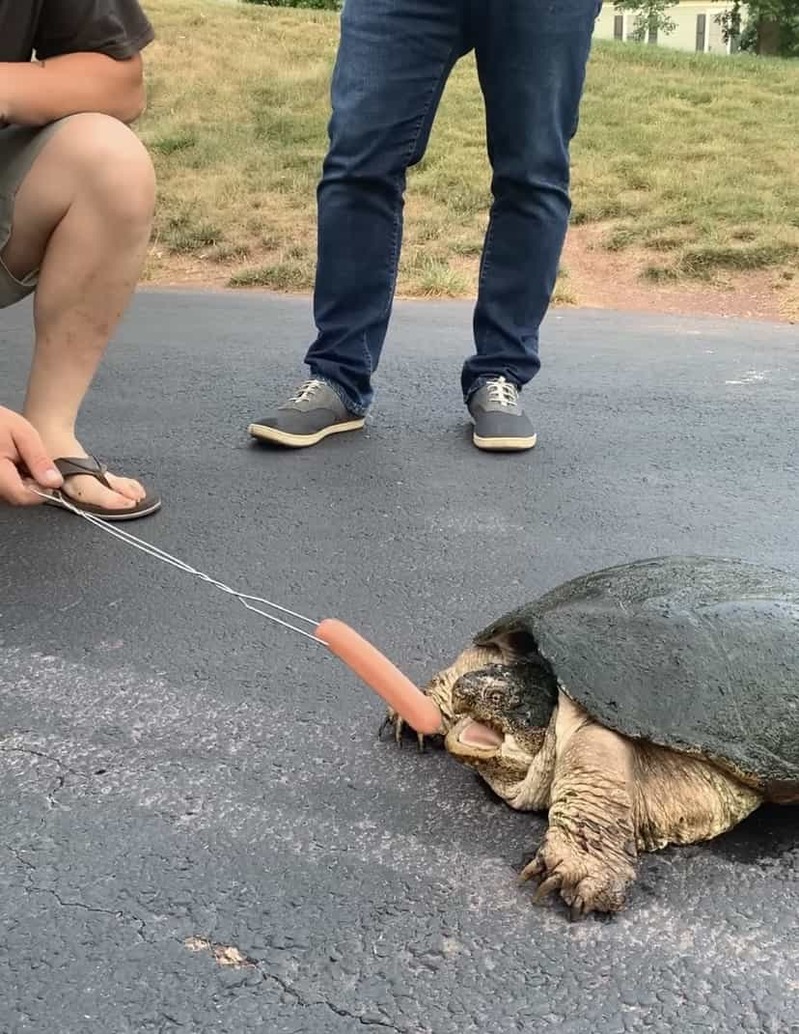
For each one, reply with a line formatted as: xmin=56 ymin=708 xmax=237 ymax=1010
xmin=248 ymin=417 xmax=365 ymax=448
xmin=472 ymin=431 xmax=537 ymax=451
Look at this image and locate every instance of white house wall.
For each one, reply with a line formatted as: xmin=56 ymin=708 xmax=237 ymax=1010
xmin=593 ymin=3 xmax=740 ymax=54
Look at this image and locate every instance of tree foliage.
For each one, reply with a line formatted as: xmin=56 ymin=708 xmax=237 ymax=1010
xmin=714 ymin=0 xmax=799 ymax=57
xmin=613 ymin=0 xmax=677 ymax=40
xmin=615 ymin=0 xmax=799 ymax=55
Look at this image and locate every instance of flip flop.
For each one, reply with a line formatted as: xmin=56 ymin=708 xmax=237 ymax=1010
xmin=42 ymin=455 xmax=162 ymax=521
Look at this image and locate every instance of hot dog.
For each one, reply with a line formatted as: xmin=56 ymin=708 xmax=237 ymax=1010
xmin=316 ymin=617 xmax=443 ymax=735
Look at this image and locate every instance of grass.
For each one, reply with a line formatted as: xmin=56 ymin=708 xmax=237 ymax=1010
xmin=137 ymin=0 xmax=799 ymax=301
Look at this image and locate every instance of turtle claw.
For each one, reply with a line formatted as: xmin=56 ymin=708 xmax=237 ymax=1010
xmin=377 ymin=713 xmax=396 ymax=742
xmin=377 ymin=708 xmax=427 ymax=751
xmin=518 ymin=856 xmax=544 ymax=884
xmin=377 ymin=708 xmax=405 ymax=744
xmin=532 ymin=874 xmax=562 ymax=903
xmin=569 ymin=898 xmax=586 ymax=923
xmin=520 ymin=826 xmax=634 ymax=917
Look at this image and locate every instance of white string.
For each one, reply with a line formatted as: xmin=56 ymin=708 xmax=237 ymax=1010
xmin=30 ymin=489 xmax=327 ymax=644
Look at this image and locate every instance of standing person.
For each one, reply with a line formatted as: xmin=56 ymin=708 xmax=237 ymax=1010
xmin=249 ymin=0 xmax=601 ymax=453
xmin=0 ymin=0 xmax=161 ymax=519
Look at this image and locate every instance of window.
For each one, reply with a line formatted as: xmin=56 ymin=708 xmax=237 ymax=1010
xmin=614 ymin=13 xmax=624 ymax=39
xmin=696 ymin=13 xmax=707 ymax=51
xmin=648 ymin=23 xmax=658 ymax=44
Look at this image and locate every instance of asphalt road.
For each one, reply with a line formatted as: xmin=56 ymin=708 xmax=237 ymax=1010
xmin=1 ymin=290 xmax=797 ymax=1034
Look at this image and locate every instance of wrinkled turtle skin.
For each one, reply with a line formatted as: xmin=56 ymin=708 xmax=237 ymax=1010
xmin=386 ymin=554 xmax=798 ymax=918
xmin=474 ymin=554 xmax=799 ymax=795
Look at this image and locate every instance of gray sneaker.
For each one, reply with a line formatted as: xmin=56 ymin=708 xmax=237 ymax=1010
xmin=248 ymin=379 xmax=365 ymax=448
xmin=467 ymin=376 xmax=537 ymax=451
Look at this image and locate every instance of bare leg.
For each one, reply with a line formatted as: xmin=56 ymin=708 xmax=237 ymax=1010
xmin=2 ymin=113 xmax=156 ymax=511
xmin=521 ymin=692 xmax=638 ymax=917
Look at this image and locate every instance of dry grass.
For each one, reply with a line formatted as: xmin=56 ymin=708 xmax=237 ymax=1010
xmin=136 ymin=0 xmax=799 ymax=304
xmin=573 ymin=44 xmax=799 ymax=286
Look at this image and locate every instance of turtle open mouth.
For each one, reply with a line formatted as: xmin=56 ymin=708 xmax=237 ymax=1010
xmin=456 ymin=718 xmax=504 ymax=750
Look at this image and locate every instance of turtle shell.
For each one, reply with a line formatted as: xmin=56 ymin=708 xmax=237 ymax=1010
xmin=474 ymin=555 xmax=799 ymax=793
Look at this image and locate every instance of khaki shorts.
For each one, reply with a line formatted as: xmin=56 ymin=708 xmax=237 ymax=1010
xmin=0 ymin=119 xmax=66 ymax=309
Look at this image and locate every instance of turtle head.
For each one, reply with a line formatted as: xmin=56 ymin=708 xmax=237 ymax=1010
xmin=444 ymin=658 xmax=558 ymax=795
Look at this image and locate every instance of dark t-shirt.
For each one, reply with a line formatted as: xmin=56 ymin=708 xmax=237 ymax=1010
xmin=0 ymin=0 xmax=154 ymax=63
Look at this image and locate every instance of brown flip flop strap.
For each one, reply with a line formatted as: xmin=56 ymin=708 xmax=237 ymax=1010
xmin=53 ymin=455 xmax=113 ymax=490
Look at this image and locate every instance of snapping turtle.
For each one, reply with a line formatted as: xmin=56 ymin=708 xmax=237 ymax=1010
xmin=384 ymin=555 xmax=798 ymax=918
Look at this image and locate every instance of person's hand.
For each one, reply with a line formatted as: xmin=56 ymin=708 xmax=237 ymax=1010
xmin=0 ymin=406 xmax=63 ymax=506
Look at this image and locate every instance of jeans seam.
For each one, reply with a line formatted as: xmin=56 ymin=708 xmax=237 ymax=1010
xmin=477 ymin=211 xmax=496 ymax=293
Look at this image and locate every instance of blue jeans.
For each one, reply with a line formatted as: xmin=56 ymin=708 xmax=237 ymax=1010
xmin=305 ymin=0 xmax=601 ymax=416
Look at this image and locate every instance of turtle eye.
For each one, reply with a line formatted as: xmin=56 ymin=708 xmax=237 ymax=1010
xmin=488 ymin=690 xmax=504 ymax=706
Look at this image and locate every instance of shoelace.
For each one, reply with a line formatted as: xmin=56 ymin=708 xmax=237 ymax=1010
xmin=486 ymin=377 xmax=518 ymax=408
xmin=289 ymin=379 xmax=324 ymax=404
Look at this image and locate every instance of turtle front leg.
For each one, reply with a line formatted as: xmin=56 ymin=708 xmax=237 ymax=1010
xmin=521 ymin=692 xmax=638 ymax=918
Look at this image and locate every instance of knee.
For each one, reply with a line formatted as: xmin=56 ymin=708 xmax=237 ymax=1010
xmin=324 ymin=90 xmax=414 ymax=183
xmin=490 ymin=145 xmax=571 ymax=211
xmin=55 ymin=113 xmax=156 ymax=230
xmin=323 ymin=123 xmax=408 ymax=187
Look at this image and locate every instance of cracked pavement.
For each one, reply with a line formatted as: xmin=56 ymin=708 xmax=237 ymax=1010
xmin=1 ymin=290 xmax=797 ymax=1033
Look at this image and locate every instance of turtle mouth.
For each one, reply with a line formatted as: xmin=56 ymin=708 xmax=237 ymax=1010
xmin=447 ymin=716 xmax=505 ymax=755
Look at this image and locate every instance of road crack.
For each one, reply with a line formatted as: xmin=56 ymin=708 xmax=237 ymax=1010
xmin=5 ymin=845 xmax=36 ymax=870
xmin=28 ymin=886 xmax=148 ymax=940
xmin=1 ymin=746 xmax=93 ymax=807
xmin=0 ymin=746 xmax=83 ymax=774
xmin=261 ymin=970 xmax=407 ymax=1031
xmin=183 ymin=936 xmax=408 ymax=1031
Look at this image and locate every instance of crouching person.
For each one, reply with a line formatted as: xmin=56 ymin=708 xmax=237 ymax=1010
xmin=0 ymin=0 xmax=161 ymax=520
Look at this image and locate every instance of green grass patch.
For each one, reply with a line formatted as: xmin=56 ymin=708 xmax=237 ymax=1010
xmin=158 ymin=206 xmax=224 ymax=253
xmin=138 ymin=0 xmax=799 ymax=294
xmin=228 ymin=261 xmax=314 ymax=290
